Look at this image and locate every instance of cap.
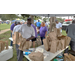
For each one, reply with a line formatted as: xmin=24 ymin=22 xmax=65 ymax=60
xmin=27 ymin=18 xmax=31 ymax=21
xmin=55 ymin=20 xmax=58 ymax=22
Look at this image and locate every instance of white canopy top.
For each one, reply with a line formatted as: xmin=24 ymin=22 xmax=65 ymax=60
xmin=29 ymin=14 xmax=75 ymax=17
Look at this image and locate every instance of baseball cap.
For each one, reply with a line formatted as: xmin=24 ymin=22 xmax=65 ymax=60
xmin=55 ymin=20 xmax=58 ymax=22
xmin=27 ymin=18 xmax=31 ymax=21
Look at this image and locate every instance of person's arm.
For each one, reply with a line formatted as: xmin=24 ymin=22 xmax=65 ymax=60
xmin=45 ymin=31 xmax=47 ymax=38
xmin=60 ymin=23 xmax=62 ymax=29
xmin=26 ymin=36 xmax=35 ymax=41
xmin=45 ymin=27 xmax=48 ymax=38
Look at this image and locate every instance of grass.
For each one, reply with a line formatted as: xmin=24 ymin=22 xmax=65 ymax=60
xmin=0 ymin=23 xmax=11 ymax=30
xmin=0 ymin=30 xmax=67 ymax=61
xmin=0 ymin=31 xmax=27 ymax=61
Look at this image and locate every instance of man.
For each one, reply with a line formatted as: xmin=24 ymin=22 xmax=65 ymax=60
xmin=45 ymin=21 xmax=48 ymax=32
xmin=10 ymin=21 xmax=18 ymax=46
xmin=55 ymin=20 xmax=62 ymax=32
xmin=13 ymin=18 xmax=35 ymax=61
xmin=64 ymin=20 xmax=75 ymax=54
xmin=12 ymin=21 xmax=21 ymax=60
xmin=36 ymin=20 xmax=41 ymax=28
xmin=31 ymin=24 xmax=37 ymax=48
xmin=45 ymin=21 xmax=48 ymax=28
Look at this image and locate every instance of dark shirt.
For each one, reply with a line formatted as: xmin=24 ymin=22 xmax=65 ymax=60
xmin=66 ymin=23 xmax=75 ymax=41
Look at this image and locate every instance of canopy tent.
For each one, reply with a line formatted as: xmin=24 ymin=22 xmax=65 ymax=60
xmin=29 ymin=14 xmax=75 ymax=17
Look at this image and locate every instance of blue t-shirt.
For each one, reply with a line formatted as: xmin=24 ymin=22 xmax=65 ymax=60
xmin=36 ymin=22 xmax=41 ymax=27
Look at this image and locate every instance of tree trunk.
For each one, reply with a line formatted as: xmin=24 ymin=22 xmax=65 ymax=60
xmin=30 ymin=15 xmax=34 ymax=24
xmin=49 ymin=17 xmax=56 ymax=32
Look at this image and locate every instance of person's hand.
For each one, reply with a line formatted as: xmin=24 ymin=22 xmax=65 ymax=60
xmin=26 ymin=39 xmax=30 ymax=41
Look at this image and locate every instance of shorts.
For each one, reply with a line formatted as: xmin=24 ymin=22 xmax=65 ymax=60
xmin=32 ymin=38 xmax=36 ymax=42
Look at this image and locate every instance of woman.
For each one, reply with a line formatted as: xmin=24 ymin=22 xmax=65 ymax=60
xmin=40 ymin=22 xmax=48 ymax=45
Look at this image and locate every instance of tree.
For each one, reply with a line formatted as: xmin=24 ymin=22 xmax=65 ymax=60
xmin=0 ymin=14 xmax=19 ymax=21
xmin=21 ymin=14 xmax=30 ymax=19
xmin=6 ymin=14 xmax=19 ymax=21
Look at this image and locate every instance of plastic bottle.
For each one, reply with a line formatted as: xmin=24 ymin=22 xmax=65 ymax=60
xmin=23 ymin=52 xmax=31 ymax=55
xmin=56 ymin=58 xmax=63 ymax=61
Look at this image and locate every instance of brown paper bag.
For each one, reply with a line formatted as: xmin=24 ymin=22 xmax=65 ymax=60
xmin=46 ymin=36 xmax=51 ymax=46
xmin=48 ymin=31 xmax=57 ymax=40
xmin=65 ymin=36 xmax=71 ymax=46
xmin=43 ymin=39 xmax=50 ymax=51
xmin=18 ymin=33 xmax=23 ymax=45
xmin=69 ymin=54 xmax=75 ymax=61
xmin=29 ymin=52 xmax=44 ymax=61
xmin=60 ymin=39 xmax=65 ymax=50
xmin=54 ymin=28 xmax=62 ymax=37
xmin=50 ymin=40 xmax=57 ymax=53
xmin=56 ymin=40 xmax=60 ymax=51
xmin=64 ymin=54 xmax=75 ymax=61
xmin=0 ymin=41 xmax=5 ymax=52
xmin=0 ymin=42 xmax=2 ymax=52
xmin=5 ymin=41 xmax=8 ymax=49
xmin=29 ymin=41 xmax=32 ymax=48
xmin=57 ymin=35 xmax=66 ymax=48
xmin=64 ymin=54 xmax=72 ymax=61
xmin=13 ymin=32 xmax=19 ymax=44
xmin=19 ymin=38 xmax=26 ymax=51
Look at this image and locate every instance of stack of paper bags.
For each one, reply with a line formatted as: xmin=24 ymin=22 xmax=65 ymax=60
xmin=0 ymin=41 xmax=8 ymax=52
xmin=64 ymin=54 xmax=75 ymax=61
xmin=43 ymin=28 xmax=71 ymax=53
xmin=12 ymin=32 xmax=32 ymax=51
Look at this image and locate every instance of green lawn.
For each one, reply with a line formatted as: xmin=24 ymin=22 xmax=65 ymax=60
xmin=0 ymin=23 xmax=11 ymax=30
xmin=0 ymin=30 xmax=67 ymax=61
xmin=0 ymin=31 xmax=27 ymax=61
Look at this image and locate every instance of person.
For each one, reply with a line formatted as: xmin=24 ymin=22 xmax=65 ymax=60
xmin=20 ymin=21 xmax=23 ymax=25
xmin=31 ymin=24 xmax=37 ymax=48
xmin=64 ymin=20 xmax=75 ymax=55
xmin=45 ymin=21 xmax=48 ymax=33
xmin=55 ymin=20 xmax=62 ymax=32
xmin=36 ymin=27 xmax=40 ymax=36
xmin=40 ymin=22 xmax=48 ymax=45
xmin=10 ymin=21 xmax=18 ymax=46
xmin=36 ymin=20 xmax=41 ymax=28
xmin=12 ymin=21 xmax=21 ymax=60
xmin=45 ymin=21 xmax=48 ymax=29
xmin=13 ymin=18 xmax=35 ymax=61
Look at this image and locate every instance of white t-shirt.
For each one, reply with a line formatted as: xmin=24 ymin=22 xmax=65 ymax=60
xmin=56 ymin=22 xmax=62 ymax=32
xmin=17 ymin=24 xmax=35 ymax=39
xmin=45 ymin=23 xmax=48 ymax=27
xmin=12 ymin=25 xmax=21 ymax=35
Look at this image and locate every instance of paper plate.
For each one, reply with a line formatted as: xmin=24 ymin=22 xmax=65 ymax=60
xmin=35 ymin=48 xmax=44 ymax=53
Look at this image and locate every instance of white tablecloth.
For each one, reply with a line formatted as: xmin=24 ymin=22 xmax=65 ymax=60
xmin=24 ymin=45 xmax=68 ymax=61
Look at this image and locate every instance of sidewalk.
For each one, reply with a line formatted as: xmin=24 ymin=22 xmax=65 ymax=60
xmin=0 ymin=29 xmax=10 ymax=35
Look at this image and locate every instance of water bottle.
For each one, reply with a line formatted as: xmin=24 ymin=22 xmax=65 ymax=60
xmin=23 ymin=52 xmax=31 ymax=55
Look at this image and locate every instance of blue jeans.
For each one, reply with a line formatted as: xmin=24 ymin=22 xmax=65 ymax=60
xmin=40 ymin=37 xmax=45 ymax=45
xmin=10 ymin=33 xmax=13 ymax=46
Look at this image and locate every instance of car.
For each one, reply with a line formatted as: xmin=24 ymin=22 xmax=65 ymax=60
xmin=62 ymin=21 xmax=72 ymax=30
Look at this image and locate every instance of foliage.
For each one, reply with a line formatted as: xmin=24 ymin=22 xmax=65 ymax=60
xmin=21 ymin=14 xmax=42 ymax=20
xmin=0 ymin=14 xmax=19 ymax=21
